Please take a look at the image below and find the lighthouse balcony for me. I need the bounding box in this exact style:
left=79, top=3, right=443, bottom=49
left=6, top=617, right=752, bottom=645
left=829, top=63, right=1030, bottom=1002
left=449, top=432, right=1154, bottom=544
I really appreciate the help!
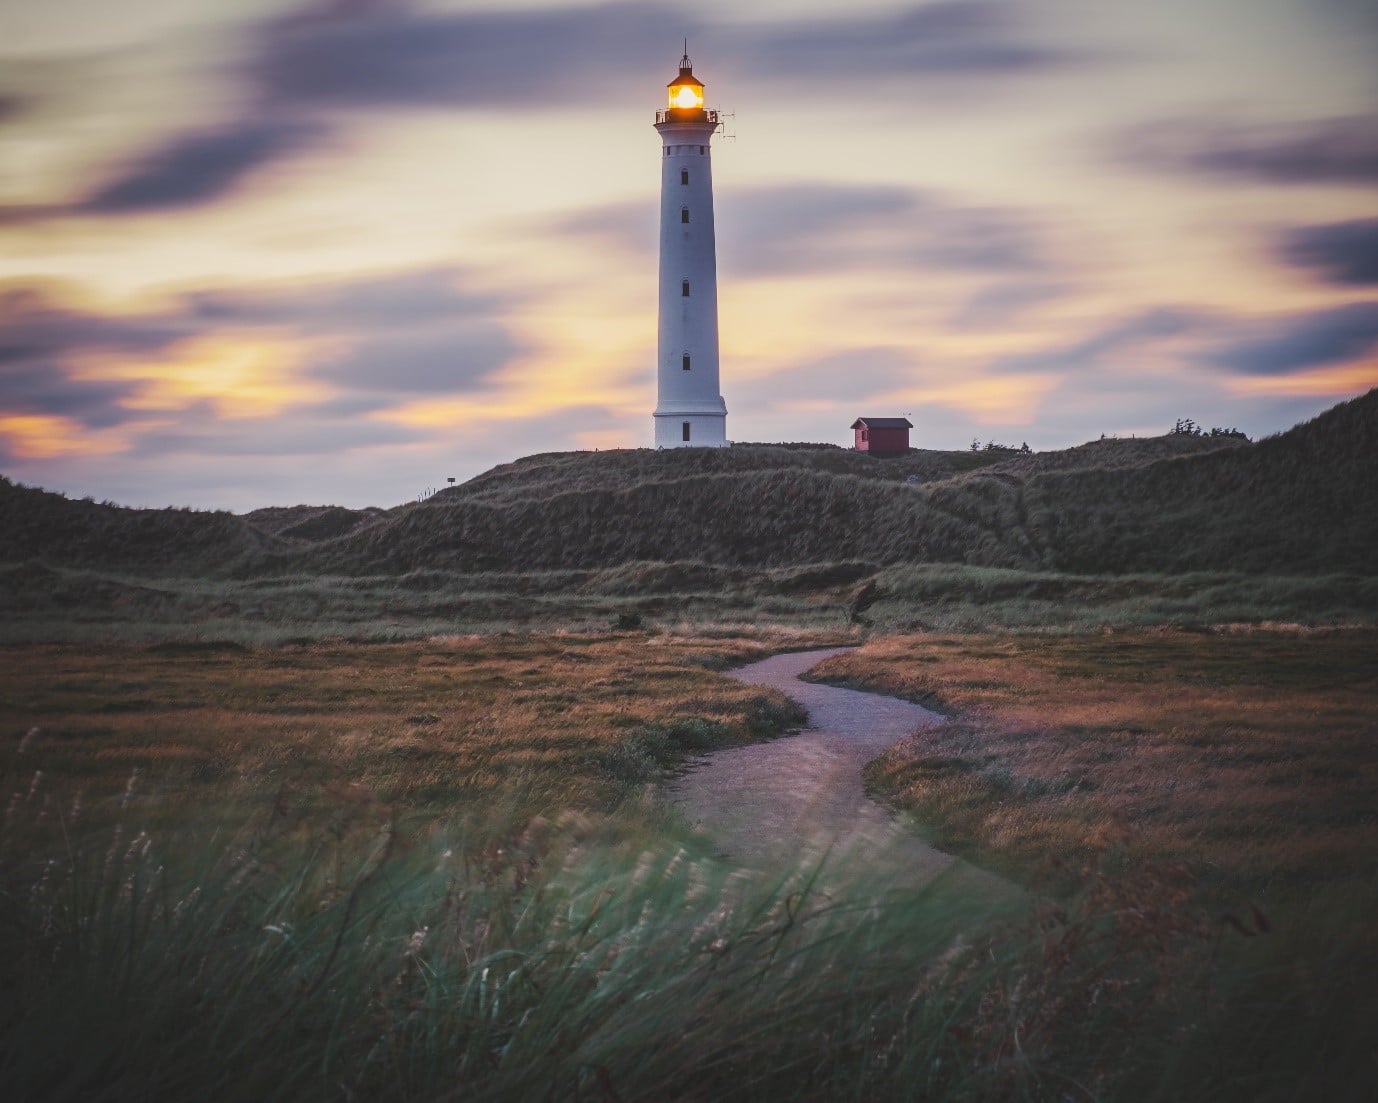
left=656, top=108, right=719, bottom=126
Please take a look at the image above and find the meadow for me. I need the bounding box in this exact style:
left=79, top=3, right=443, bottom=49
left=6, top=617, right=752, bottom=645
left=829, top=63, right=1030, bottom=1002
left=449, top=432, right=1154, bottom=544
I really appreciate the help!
left=2, top=627, right=1374, bottom=1100
left=2, top=395, right=1374, bottom=1098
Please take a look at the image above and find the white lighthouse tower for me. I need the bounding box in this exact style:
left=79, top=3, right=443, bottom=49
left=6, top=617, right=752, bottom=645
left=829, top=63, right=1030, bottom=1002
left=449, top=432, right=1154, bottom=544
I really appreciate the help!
left=653, top=51, right=728, bottom=448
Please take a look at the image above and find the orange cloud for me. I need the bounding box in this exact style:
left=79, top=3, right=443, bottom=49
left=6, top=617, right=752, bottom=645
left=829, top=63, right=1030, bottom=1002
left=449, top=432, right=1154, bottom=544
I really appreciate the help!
left=888, top=372, right=1061, bottom=424
left=377, top=343, right=646, bottom=431
left=0, top=414, right=131, bottom=460
left=70, top=336, right=330, bottom=418
left=1226, top=361, right=1378, bottom=398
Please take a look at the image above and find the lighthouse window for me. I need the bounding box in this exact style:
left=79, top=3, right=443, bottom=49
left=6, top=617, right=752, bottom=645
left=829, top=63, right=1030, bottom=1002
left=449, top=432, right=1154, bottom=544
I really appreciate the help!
left=682, top=422, right=691, bottom=442
left=681, top=280, right=690, bottom=297
left=681, top=208, right=690, bottom=223
left=682, top=353, right=691, bottom=371
left=699, top=146, right=705, bottom=154
left=680, top=169, right=689, bottom=185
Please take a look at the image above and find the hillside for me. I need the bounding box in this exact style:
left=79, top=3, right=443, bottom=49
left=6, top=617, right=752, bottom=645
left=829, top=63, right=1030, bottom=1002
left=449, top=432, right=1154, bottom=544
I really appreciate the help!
left=0, top=478, right=281, bottom=576
left=1025, top=389, right=1378, bottom=573
left=2, top=392, right=1374, bottom=582
left=242, top=504, right=389, bottom=542
left=273, top=424, right=1322, bottom=577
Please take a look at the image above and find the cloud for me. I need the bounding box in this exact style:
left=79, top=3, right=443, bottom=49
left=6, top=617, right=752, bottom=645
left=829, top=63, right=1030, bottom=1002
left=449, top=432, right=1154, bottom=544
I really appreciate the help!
left=184, top=266, right=507, bottom=327
left=731, top=347, right=917, bottom=408
left=1, top=2, right=1086, bottom=227
left=0, top=120, right=332, bottom=225
left=251, top=0, right=668, bottom=112
left=721, top=184, right=1051, bottom=278
left=1319, top=0, right=1378, bottom=41
left=307, top=323, right=521, bottom=395
left=993, top=307, right=1214, bottom=375
left=0, top=94, right=28, bottom=125
left=0, top=268, right=524, bottom=444
left=124, top=409, right=418, bottom=459
left=75, top=120, right=330, bottom=214
left=1206, top=301, right=1378, bottom=375
left=720, top=184, right=916, bottom=276
left=551, top=200, right=655, bottom=259
left=0, top=284, right=188, bottom=426
left=1277, top=219, right=1378, bottom=286
left=948, top=279, right=1073, bottom=328
left=249, top=1, right=1081, bottom=115
left=731, top=0, right=1078, bottom=84
left=1120, top=115, right=1378, bottom=186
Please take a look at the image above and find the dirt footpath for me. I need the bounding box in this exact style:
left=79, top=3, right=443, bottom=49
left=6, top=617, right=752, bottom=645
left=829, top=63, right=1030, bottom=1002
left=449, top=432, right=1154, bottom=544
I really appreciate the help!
left=668, top=648, right=1003, bottom=893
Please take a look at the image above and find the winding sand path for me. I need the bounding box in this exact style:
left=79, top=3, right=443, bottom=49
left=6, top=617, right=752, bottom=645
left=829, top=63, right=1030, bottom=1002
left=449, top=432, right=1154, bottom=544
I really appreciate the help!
left=669, top=648, right=1000, bottom=892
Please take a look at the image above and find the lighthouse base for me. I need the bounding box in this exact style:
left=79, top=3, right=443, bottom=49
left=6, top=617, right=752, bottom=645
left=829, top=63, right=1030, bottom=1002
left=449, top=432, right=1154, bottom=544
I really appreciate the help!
left=654, top=413, right=728, bottom=449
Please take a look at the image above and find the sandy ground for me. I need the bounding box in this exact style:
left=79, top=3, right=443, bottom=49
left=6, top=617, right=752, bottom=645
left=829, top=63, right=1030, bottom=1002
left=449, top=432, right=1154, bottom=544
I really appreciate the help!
left=668, top=648, right=1006, bottom=895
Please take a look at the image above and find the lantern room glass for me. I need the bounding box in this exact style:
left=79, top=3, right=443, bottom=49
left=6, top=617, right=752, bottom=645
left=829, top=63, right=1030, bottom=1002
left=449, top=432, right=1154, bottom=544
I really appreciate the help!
left=668, top=82, right=703, bottom=110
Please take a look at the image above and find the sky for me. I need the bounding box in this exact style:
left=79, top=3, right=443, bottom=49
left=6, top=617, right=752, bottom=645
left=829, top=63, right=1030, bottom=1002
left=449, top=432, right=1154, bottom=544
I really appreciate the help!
left=1, top=0, right=1376, bottom=510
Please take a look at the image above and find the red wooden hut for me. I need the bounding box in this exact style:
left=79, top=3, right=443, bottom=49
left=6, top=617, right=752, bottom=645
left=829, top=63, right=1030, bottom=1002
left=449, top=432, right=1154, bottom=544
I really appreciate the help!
left=851, top=417, right=912, bottom=456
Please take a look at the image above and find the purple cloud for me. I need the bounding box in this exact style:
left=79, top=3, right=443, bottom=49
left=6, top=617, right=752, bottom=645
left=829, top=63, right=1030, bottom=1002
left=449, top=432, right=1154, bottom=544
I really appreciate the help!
left=184, top=267, right=507, bottom=327
left=0, top=94, right=28, bottom=124
left=250, top=1, right=1081, bottom=114
left=948, top=280, right=1073, bottom=328
left=1121, top=115, right=1378, bottom=186
left=75, top=120, right=330, bottom=214
left=1278, top=219, right=1378, bottom=286
left=993, top=307, right=1215, bottom=375
left=1206, top=301, right=1378, bottom=375
left=306, top=324, right=520, bottom=395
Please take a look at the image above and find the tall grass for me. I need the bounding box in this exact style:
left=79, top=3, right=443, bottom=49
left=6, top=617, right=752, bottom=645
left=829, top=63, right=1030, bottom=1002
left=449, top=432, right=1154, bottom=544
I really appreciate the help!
left=10, top=767, right=1359, bottom=1103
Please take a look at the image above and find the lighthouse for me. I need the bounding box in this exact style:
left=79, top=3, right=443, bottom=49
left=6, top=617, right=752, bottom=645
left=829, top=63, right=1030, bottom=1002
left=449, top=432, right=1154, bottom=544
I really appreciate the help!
left=653, top=52, right=728, bottom=448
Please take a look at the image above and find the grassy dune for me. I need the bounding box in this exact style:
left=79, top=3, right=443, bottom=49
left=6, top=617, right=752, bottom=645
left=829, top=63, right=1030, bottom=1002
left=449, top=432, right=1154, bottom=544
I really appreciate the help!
left=4, top=392, right=1374, bottom=587
left=3, top=393, right=1374, bottom=644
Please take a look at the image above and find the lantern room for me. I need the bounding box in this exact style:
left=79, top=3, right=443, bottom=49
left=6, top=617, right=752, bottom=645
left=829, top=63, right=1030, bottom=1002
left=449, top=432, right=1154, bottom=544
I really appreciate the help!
left=666, top=54, right=706, bottom=115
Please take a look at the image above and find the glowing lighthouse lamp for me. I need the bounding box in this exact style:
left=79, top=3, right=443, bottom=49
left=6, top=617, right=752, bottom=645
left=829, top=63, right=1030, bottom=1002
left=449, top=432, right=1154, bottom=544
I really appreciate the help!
left=652, top=51, right=727, bottom=448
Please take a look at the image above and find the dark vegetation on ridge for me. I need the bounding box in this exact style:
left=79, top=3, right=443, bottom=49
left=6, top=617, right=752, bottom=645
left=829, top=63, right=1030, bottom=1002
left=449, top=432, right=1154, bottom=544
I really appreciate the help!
left=4, top=390, right=1375, bottom=578
left=1, top=391, right=1375, bottom=639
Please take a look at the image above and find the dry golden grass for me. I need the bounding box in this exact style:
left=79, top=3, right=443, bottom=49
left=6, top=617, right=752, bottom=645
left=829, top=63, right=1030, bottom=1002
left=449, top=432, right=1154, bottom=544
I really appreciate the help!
left=0, top=630, right=838, bottom=827
left=811, top=628, right=1378, bottom=894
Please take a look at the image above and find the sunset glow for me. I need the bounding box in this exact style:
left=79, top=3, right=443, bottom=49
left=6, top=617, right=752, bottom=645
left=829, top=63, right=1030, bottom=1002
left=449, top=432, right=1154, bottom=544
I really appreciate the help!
left=0, top=0, right=1374, bottom=508
left=72, top=337, right=329, bottom=420
left=0, top=414, right=130, bottom=461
